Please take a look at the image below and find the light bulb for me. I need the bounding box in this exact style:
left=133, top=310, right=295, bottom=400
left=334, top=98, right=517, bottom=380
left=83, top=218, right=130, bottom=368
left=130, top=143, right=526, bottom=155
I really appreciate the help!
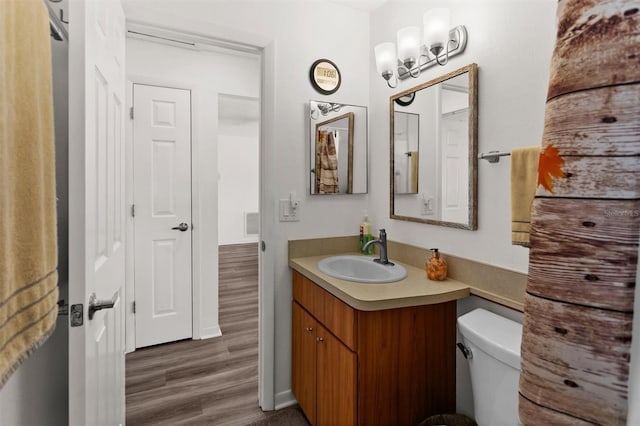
left=374, top=42, right=397, bottom=78
left=424, top=8, right=451, bottom=55
left=397, top=26, right=421, bottom=69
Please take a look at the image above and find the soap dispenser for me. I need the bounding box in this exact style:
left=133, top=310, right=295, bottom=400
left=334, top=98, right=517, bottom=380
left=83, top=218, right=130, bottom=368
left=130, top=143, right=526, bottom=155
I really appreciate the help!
left=359, top=216, right=374, bottom=254
left=426, top=248, right=447, bottom=281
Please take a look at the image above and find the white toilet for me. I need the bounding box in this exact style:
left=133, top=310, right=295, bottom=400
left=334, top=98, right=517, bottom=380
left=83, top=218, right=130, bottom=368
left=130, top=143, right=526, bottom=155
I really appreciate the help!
left=457, top=308, right=523, bottom=426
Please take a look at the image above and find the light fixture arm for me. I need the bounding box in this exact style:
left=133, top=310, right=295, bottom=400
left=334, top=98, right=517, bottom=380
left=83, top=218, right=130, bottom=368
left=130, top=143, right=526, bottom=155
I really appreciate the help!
left=398, top=25, right=467, bottom=80
left=382, top=70, right=398, bottom=88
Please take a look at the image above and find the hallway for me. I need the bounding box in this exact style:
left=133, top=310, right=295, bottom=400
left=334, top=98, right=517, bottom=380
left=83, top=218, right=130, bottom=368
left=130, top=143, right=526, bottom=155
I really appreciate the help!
left=125, top=243, right=269, bottom=425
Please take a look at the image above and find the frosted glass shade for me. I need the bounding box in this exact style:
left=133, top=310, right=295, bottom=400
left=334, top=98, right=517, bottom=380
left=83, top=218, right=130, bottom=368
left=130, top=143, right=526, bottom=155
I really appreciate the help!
left=396, top=26, right=421, bottom=64
left=423, top=8, right=451, bottom=48
left=374, top=42, right=396, bottom=74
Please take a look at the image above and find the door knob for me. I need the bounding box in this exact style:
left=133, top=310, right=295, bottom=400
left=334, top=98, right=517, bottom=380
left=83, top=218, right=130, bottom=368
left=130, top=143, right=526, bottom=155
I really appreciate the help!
left=88, top=293, right=118, bottom=320
left=171, top=222, right=189, bottom=232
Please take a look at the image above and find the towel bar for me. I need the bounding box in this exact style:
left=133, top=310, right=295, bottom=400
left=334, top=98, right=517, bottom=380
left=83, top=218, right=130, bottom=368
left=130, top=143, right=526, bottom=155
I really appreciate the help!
left=478, top=151, right=510, bottom=163
left=57, top=299, right=68, bottom=316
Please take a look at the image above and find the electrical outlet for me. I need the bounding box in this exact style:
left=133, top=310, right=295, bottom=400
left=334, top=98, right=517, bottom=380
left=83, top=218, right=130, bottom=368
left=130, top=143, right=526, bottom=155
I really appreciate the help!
left=420, top=196, right=434, bottom=216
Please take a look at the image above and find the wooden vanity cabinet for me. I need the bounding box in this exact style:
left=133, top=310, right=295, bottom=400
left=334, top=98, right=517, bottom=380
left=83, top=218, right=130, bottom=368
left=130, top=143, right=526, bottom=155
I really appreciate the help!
left=292, top=278, right=357, bottom=425
left=292, top=271, right=456, bottom=426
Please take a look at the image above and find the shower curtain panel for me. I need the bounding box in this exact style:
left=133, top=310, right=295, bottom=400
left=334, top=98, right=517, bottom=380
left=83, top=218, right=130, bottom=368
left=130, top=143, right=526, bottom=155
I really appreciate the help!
left=518, top=0, right=639, bottom=424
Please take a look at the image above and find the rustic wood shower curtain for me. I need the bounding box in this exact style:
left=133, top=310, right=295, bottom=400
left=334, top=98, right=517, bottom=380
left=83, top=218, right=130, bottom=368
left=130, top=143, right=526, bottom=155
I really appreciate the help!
left=519, top=0, right=639, bottom=424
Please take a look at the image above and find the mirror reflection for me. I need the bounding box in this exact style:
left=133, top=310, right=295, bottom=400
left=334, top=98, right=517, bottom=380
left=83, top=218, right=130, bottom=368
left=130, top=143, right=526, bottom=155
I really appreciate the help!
left=393, top=112, right=420, bottom=194
left=390, top=63, right=477, bottom=229
left=310, top=101, right=368, bottom=194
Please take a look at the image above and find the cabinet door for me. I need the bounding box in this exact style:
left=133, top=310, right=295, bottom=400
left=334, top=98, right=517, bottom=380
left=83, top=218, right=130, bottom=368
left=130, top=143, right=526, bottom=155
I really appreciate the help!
left=316, top=323, right=357, bottom=426
left=292, top=302, right=317, bottom=424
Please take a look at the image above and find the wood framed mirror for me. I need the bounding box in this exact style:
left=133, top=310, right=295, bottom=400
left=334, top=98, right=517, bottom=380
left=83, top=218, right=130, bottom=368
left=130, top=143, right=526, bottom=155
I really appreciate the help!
left=390, top=63, right=478, bottom=229
left=309, top=101, right=368, bottom=195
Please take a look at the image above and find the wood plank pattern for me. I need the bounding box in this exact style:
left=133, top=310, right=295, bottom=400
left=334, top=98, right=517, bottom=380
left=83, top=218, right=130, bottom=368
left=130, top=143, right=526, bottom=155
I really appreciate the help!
left=541, top=85, right=640, bottom=156
left=125, top=243, right=306, bottom=425
left=528, top=198, right=639, bottom=311
left=548, top=0, right=640, bottom=99
left=519, top=394, right=596, bottom=426
left=535, top=156, right=640, bottom=198
left=520, top=1, right=639, bottom=423
left=520, top=294, right=632, bottom=425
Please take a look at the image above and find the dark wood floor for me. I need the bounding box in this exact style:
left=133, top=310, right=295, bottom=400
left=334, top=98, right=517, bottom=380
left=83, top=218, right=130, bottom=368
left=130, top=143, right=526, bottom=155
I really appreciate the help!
left=125, top=243, right=281, bottom=425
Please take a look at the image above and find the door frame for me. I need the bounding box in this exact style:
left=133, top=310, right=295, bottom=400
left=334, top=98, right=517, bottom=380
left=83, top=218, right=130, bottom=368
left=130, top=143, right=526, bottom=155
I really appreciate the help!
left=123, top=21, right=275, bottom=411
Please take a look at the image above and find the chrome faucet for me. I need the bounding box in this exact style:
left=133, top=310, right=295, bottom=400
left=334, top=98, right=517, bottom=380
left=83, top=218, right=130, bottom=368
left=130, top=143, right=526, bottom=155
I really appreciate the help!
left=363, top=229, right=394, bottom=265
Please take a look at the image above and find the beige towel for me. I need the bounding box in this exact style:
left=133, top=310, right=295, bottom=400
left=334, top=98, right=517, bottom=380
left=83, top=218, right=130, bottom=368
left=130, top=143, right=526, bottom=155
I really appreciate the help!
left=410, top=151, right=419, bottom=193
left=318, top=131, right=339, bottom=194
left=0, top=0, right=59, bottom=388
left=511, top=146, right=541, bottom=247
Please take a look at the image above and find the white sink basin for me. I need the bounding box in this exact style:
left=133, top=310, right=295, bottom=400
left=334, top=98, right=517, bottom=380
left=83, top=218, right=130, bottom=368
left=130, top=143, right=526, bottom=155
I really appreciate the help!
left=317, top=255, right=407, bottom=283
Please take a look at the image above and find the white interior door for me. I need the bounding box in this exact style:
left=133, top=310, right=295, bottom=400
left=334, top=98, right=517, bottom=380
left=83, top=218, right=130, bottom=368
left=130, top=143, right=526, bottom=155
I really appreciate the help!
left=68, top=0, right=126, bottom=425
left=133, top=84, right=192, bottom=348
left=440, top=113, right=469, bottom=223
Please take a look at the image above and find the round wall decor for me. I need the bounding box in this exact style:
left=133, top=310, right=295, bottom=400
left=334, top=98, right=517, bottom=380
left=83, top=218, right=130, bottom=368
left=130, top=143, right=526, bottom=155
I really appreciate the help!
left=394, top=92, right=416, bottom=107
left=309, top=59, right=341, bottom=95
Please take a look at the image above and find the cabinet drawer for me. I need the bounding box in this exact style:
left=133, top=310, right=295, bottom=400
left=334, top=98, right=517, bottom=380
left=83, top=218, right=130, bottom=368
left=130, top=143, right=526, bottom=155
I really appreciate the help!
left=292, top=271, right=357, bottom=351
left=293, top=270, right=316, bottom=315
left=315, top=284, right=357, bottom=351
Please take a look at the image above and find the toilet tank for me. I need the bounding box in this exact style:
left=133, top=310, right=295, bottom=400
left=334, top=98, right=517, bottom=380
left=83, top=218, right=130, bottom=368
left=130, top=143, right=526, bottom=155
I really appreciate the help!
left=458, top=308, right=523, bottom=426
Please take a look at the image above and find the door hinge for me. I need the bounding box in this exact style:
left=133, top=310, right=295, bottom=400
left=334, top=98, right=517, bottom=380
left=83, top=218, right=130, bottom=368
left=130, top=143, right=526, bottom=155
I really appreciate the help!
left=132, top=301, right=136, bottom=314
left=131, top=204, right=135, bottom=217
left=129, top=106, right=134, bottom=119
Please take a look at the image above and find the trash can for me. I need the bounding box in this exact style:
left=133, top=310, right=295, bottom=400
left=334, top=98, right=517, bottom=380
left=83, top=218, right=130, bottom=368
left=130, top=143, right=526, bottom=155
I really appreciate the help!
left=418, top=413, right=477, bottom=426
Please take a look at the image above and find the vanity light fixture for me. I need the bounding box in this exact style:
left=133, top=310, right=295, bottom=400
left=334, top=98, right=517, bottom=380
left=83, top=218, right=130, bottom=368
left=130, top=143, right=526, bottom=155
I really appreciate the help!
left=374, top=8, right=468, bottom=88
left=310, top=102, right=343, bottom=119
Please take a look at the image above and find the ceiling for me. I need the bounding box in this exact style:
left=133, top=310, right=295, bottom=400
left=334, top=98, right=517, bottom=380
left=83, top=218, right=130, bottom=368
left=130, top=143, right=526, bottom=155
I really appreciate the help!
left=329, top=0, right=388, bottom=12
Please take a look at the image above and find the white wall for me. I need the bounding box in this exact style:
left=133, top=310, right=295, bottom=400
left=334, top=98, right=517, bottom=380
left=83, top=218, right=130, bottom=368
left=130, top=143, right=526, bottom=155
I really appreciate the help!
left=218, top=101, right=260, bottom=245
left=370, top=0, right=556, bottom=273
left=126, top=38, right=261, bottom=343
left=0, top=21, right=69, bottom=426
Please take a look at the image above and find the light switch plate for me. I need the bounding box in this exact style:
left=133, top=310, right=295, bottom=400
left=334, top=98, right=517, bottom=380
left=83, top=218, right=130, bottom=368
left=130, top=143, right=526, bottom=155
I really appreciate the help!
left=279, top=199, right=300, bottom=222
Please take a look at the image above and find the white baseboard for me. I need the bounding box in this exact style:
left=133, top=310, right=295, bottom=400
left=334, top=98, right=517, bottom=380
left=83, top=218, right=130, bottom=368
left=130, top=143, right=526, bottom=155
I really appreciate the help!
left=199, top=325, right=222, bottom=340
left=274, top=389, right=297, bottom=410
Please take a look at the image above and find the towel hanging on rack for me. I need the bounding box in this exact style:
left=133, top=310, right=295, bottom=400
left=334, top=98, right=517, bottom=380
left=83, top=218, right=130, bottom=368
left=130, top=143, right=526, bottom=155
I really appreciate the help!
left=1, top=0, right=59, bottom=389
left=510, top=146, right=541, bottom=247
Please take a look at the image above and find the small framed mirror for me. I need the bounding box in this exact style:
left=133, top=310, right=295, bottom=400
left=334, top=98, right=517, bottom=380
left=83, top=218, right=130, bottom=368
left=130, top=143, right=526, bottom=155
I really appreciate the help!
left=309, top=101, right=368, bottom=194
left=390, top=63, right=478, bottom=229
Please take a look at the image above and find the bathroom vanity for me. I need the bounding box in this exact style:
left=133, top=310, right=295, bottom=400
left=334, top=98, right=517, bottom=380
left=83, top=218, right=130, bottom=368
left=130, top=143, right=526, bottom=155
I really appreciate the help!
left=289, top=255, right=470, bottom=425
